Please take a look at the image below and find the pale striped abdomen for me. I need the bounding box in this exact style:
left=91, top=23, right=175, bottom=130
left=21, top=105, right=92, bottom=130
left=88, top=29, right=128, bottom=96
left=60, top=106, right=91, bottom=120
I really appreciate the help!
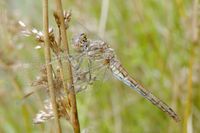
left=109, top=59, right=180, bottom=122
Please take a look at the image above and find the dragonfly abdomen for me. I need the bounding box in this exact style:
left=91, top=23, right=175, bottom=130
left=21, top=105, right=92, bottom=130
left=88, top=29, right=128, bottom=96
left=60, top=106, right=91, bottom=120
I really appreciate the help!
left=109, top=59, right=180, bottom=122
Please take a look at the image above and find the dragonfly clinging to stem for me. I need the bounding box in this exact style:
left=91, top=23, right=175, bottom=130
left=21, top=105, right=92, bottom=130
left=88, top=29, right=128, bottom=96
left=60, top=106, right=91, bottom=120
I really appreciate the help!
left=19, top=16, right=180, bottom=123
left=72, top=33, right=180, bottom=122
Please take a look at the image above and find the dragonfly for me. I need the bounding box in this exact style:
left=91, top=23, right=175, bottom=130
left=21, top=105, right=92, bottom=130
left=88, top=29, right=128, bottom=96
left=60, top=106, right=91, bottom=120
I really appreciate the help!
left=19, top=16, right=180, bottom=123
left=33, top=32, right=180, bottom=123
left=71, top=33, right=180, bottom=122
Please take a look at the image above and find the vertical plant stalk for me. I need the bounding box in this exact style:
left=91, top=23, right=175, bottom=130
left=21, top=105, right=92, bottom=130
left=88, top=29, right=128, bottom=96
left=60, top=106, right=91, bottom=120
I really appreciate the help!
left=175, top=0, right=185, bottom=16
left=191, top=0, right=199, bottom=43
left=42, top=0, right=62, bottom=132
left=183, top=47, right=194, bottom=133
left=57, top=28, right=68, bottom=95
left=183, top=0, right=198, bottom=132
left=98, top=0, right=109, bottom=38
left=54, top=0, right=80, bottom=132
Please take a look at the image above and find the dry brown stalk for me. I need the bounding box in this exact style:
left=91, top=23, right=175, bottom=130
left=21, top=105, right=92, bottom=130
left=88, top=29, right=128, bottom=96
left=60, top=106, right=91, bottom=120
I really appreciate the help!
left=53, top=17, right=69, bottom=95
left=42, top=0, right=62, bottom=132
left=54, top=0, right=80, bottom=132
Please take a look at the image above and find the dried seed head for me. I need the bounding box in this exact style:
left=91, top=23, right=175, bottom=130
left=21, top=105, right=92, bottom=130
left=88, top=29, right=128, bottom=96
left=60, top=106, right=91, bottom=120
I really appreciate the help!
left=54, top=10, right=72, bottom=29
left=33, top=96, right=70, bottom=124
left=18, top=20, right=26, bottom=27
left=64, top=10, right=72, bottom=29
left=34, top=45, right=42, bottom=49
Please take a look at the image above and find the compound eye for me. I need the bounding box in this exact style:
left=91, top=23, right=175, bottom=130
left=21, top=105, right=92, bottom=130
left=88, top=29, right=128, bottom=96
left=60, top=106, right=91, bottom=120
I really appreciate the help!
left=79, top=33, right=88, bottom=47
left=80, top=33, right=87, bottom=43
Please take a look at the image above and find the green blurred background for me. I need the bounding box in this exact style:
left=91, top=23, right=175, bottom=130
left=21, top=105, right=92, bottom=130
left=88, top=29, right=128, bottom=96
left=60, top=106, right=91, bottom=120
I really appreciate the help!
left=0, top=0, right=200, bottom=133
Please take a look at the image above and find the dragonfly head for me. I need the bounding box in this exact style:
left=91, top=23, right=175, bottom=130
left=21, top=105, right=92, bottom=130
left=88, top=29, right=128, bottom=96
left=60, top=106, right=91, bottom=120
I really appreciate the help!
left=72, top=33, right=89, bottom=52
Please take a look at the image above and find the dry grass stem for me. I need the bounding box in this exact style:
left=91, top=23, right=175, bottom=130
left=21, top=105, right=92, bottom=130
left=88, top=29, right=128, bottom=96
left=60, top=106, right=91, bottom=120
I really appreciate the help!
left=54, top=0, right=80, bottom=132
left=42, top=0, right=62, bottom=132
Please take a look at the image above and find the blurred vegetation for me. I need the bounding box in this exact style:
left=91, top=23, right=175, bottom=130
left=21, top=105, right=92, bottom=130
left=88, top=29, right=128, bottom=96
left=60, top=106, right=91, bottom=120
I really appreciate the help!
left=0, top=0, right=200, bottom=133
